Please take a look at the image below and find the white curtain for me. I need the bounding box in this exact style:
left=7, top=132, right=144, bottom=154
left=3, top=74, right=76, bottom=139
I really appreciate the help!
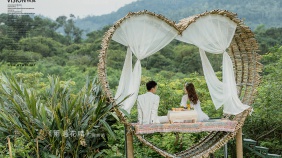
left=114, top=48, right=133, bottom=104
left=113, top=14, right=178, bottom=113
left=176, top=15, right=249, bottom=115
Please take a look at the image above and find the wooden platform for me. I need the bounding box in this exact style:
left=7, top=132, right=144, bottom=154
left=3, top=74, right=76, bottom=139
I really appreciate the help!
left=132, top=119, right=238, bottom=134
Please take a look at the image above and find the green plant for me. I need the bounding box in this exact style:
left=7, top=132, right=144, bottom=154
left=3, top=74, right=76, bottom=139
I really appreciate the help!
left=0, top=136, right=34, bottom=158
left=0, top=74, right=117, bottom=157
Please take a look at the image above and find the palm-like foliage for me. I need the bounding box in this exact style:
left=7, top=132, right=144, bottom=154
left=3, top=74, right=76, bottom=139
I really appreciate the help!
left=0, top=74, right=117, bottom=157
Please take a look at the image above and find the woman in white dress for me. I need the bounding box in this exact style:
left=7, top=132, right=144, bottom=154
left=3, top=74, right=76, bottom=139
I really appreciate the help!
left=180, top=83, right=209, bottom=122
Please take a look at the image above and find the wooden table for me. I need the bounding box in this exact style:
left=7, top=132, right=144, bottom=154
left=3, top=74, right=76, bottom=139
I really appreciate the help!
left=167, top=110, right=198, bottom=123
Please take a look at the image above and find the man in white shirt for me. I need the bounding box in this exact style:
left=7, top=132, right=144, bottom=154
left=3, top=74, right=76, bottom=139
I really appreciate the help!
left=137, top=81, right=160, bottom=124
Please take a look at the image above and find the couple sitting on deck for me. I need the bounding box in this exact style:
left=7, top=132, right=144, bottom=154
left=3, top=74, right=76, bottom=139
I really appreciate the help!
left=137, top=81, right=209, bottom=125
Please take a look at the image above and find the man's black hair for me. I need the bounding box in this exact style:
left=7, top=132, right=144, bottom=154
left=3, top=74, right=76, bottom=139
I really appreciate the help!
left=146, top=81, right=157, bottom=91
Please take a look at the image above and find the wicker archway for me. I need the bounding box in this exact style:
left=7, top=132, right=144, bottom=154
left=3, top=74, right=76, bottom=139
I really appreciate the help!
left=98, top=10, right=262, bottom=158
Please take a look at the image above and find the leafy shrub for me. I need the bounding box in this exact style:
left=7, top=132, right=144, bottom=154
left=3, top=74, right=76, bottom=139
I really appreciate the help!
left=0, top=74, right=117, bottom=157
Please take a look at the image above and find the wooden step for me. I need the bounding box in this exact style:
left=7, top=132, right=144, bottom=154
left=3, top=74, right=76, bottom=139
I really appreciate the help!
left=254, top=146, right=269, bottom=155
left=243, top=138, right=257, bottom=149
left=266, top=153, right=281, bottom=158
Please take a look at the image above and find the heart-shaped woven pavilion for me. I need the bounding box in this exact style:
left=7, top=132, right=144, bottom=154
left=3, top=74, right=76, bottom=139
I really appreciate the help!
left=98, top=10, right=262, bottom=158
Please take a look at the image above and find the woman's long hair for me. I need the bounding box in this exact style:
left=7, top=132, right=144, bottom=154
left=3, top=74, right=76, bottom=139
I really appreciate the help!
left=185, top=83, right=198, bottom=104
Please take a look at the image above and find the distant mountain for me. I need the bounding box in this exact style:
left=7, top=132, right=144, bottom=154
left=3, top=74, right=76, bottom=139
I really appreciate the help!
left=75, top=0, right=282, bottom=34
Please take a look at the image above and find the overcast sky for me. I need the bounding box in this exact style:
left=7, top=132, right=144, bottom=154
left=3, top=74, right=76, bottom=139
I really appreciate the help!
left=0, top=0, right=138, bottom=19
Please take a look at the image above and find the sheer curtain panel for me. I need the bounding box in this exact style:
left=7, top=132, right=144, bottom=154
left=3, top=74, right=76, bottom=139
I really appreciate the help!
left=177, top=15, right=249, bottom=115
left=112, top=14, right=178, bottom=113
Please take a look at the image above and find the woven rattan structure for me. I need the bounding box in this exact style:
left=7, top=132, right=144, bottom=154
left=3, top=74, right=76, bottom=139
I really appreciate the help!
left=98, top=10, right=262, bottom=158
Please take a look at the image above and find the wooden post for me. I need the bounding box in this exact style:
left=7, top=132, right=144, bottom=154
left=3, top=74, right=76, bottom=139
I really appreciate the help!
left=125, top=124, right=134, bottom=158
left=236, top=128, right=243, bottom=158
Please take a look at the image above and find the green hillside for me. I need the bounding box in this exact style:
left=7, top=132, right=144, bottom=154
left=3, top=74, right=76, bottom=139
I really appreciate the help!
left=75, top=0, right=282, bottom=33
